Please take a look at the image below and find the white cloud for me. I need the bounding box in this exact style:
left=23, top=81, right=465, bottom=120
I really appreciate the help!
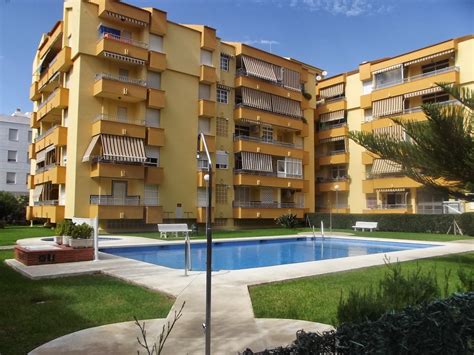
left=278, top=0, right=393, bottom=16
left=244, top=39, right=280, bottom=45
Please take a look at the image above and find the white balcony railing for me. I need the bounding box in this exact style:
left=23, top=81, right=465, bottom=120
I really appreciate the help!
left=37, top=88, right=59, bottom=109
left=89, top=195, right=141, bottom=206
left=93, top=113, right=145, bottom=126
left=234, top=134, right=303, bottom=149
left=100, top=32, right=148, bottom=49
left=374, top=66, right=459, bottom=90
left=233, top=201, right=304, bottom=208
left=95, top=72, right=147, bottom=87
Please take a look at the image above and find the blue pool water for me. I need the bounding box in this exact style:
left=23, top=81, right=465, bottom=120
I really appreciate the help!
left=101, top=237, right=437, bottom=271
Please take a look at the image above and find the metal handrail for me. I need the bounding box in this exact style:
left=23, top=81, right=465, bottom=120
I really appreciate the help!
left=35, top=125, right=59, bottom=142
left=34, top=200, right=59, bottom=206
left=368, top=204, right=413, bottom=210
left=93, top=113, right=145, bottom=126
left=95, top=72, right=147, bottom=87
left=235, top=103, right=304, bottom=120
left=234, top=169, right=303, bottom=179
left=316, top=176, right=349, bottom=183
left=233, top=201, right=304, bottom=208
left=90, top=156, right=159, bottom=167
left=233, top=134, right=303, bottom=149
left=318, top=149, right=347, bottom=157
left=374, top=66, right=459, bottom=90
left=89, top=195, right=141, bottom=206
left=100, top=32, right=148, bottom=49
left=37, top=88, right=59, bottom=109
left=402, top=99, right=459, bottom=114
left=319, top=122, right=347, bottom=131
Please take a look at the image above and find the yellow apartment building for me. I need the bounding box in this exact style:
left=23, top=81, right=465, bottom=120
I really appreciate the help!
left=315, top=35, right=474, bottom=215
left=27, top=0, right=320, bottom=230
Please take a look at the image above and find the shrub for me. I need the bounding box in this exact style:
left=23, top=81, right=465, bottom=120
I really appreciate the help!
left=244, top=292, right=474, bottom=354
left=306, top=212, right=474, bottom=236
left=70, top=223, right=93, bottom=239
left=55, top=219, right=74, bottom=236
left=0, top=191, right=28, bottom=225
left=275, top=214, right=298, bottom=229
left=458, top=269, right=474, bottom=292
left=337, top=288, right=385, bottom=324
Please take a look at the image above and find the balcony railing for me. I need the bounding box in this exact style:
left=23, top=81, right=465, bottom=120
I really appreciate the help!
left=35, top=163, right=61, bottom=174
left=34, top=200, right=60, bottom=206
left=91, top=156, right=159, bottom=167
left=95, top=72, right=147, bottom=87
left=233, top=201, right=304, bottom=208
left=35, top=125, right=59, bottom=142
left=319, top=122, right=347, bottom=131
left=367, top=204, right=412, bottom=210
left=100, top=32, right=148, bottom=49
left=317, top=203, right=349, bottom=209
left=89, top=195, right=141, bottom=205
left=37, top=88, right=59, bottom=109
left=317, top=176, right=349, bottom=183
left=234, top=134, right=303, bottom=149
left=235, top=103, right=304, bottom=121
left=402, top=99, right=459, bottom=114
left=374, top=66, right=459, bottom=90
left=318, top=149, right=347, bottom=157
left=94, top=113, right=145, bottom=126
left=234, top=169, right=303, bottom=180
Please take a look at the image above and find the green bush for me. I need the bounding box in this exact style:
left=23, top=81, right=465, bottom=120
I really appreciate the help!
left=275, top=214, right=298, bottom=229
left=337, top=288, right=385, bottom=324
left=243, top=292, right=474, bottom=354
left=54, top=219, right=75, bottom=236
left=306, top=212, right=474, bottom=236
left=458, top=269, right=474, bottom=292
left=70, top=223, right=93, bottom=239
left=0, top=192, right=28, bottom=225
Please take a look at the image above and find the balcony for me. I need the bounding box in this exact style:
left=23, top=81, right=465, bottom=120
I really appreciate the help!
left=318, top=151, right=349, bottom=166
left=96, top=33, right=148, bottom=63
left=149, top=8, right=167, bottom=36
left=37, top=88, right=69, bottom=123
left=89, top=204, right=144, bottom=220
left=198, top=99, right=215, bottom=118
left=29, top=204, right=65, bottom=223
left=317, top=206, right=350, bottom=214
left=234, top=170, right=304, bottom=189
left=35, top=126, right=67, bottom=152
left=34, top=165, right=66, bottom=185
left=90, top=161, right=145, bottom=179
left=28, top=144, right=36, bottom=160
left=92, top=114, right=145, bottom=139
left=362, top=176, right=421, bottom=193
left=235, top=74, right=302, bottom=101
left=362, top=151, right=378, bottom=165
left=27, top=175, right=35, bottom=189
left=200, top=65, right=217, bottom=84
left=364, top=204, right=413, bottom=214
left=233, top=201, right=305, bottom=219
left=233, top=135, right=304, bottom=159
left=93, top=73, right=147, bottom=103
left=146, top=127, right=165, bottom=146
left=38, top=21, right=63, bottom=59
left=317, top=178, right=350, bottom=192
left=30, top=112, right=39, bottom=129
left=317, top=125, right=348, bottom=141
left=201, top=26, right=217, bottom=51
left=317, top=98, right=346, bottom=114
left=149, top=51, right=167, bottom=72
left=38, top=47, right=72, bottom=92
left=145, top=166, right=164, bottom=184
left=97, top=0, right=150, bottom=28
left=147, top=89, right=166, bottom=109
left=197, top=171, right=215, bottom=187
left=234, top=106, right=304, bottom=131
left=371, top=66, right=459, bottom=102
left=30, top=81, right=40, bottom=101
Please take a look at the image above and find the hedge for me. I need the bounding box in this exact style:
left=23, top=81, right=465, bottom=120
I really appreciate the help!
left=306, top=212, right=474, bottom=236
left=243, top=292, right=474, bottom=354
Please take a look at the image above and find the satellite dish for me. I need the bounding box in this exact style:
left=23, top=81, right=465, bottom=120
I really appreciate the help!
left=322, top=70, right=328, bottom=76
left=316, top=75, right=322, bottom=81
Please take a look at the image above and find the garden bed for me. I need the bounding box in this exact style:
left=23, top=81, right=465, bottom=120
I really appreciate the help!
left=15, top=245, right=93, bottom=266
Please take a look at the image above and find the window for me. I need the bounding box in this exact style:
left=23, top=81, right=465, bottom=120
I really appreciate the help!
left=220, top=54, right=229, bottom=71
left=149, top=34, right=163, bottom=52
left=145, top=109, right=160, bottom=128
left=198, top=118, right=210, bottom=134
left=333, top=140, right=346, bottom=152
left=216, top=88, right=228, bottom=104
left=8, top=129, right=18, bottom=141
left=200, top=49, right=213, bottom=66
left=117, top=107, right=128, bottom=122
left=6, top=172, right=16, bottom=184
left=7, top=150, right=17, bottom=162
left=147, top=72, right=161, bottom=90
left=374, top=67, right=403, bottom=89
left=216, top=150, right=228, bottom=169
left=331, top=165, right=347, bottom=180
left=144, top=184, right=159, bottom=206
left=261, top=126, right=273, bottom=142
left=216, top=118, right=228, bottom=137
left=199, top=84, right=211, bottom=100
left=216, top=184, right=228, bottom=204
left=145, top=146, right=160, bottom=166
left=235, top=125, right=250, bottom=137
left=364, top=109, right=373, bottom=122
left=422, top=92, right=450, bottom=104
left=28, top=131, right=32, bottom=143
left=422, top=59, right=449, bottom=74
left=362, top=80, right=373, bottom=95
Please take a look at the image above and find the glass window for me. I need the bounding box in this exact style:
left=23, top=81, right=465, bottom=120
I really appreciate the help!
left=149, top=34, right=163, bottom=52
left=147, top=72, right=161, bottom=90
left=216, top=184, right=228, bottom=204
left=216, top=150, right=228, bottom=169
left=422, top=92, right=449, bottom=104
left=334, top=140, right=346, bottom=152
left=8, top=150, right=17, bottom=162
left=261, top=126, right=273, bottom=142
left=198, top=118, right=210, bottom=134
left=422, top=59, right=449, bottom=74
left=216, top=118, right=228, bottom=137
left=220, top=54, right=229, bottom=71
left=235, top=125, right=250, bottom=137
left=98, top=25, right=120, bottom=38
left=145, top=109, right=160, bottom=128
left=6, top=172, right=16, bottom=184
left=8, top=129, right=18, bottom=141
left=199, top=84, right=211, bottom=100
left=28, top=131, right=32, bottom=143
left=117, top=107, right=128, bottom=122
left=374, top=67, right=403, bottom=89
left=200, top=49, right=213, bottom=66
left=331, top=165, right=347, bottom=179
left=217, top=88, right=228, bottom=104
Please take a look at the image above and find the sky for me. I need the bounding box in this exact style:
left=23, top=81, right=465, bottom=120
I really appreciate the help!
left=0, top=0, right=472, bottom=114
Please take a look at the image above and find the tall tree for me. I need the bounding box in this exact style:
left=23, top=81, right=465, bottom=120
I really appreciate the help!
left=349, top=83, right=474, bottom=201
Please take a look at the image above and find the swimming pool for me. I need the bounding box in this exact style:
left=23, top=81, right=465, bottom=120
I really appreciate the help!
left=101, top=237, right=438, bottom=271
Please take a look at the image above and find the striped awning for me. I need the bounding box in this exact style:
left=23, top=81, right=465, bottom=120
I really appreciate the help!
left=271, top=95, right=303, bottom=118
left=241, top=152, right=273, bottom=172
left=373, top=96, right=403, bottom=118
left=103, top=51, right=146, bottom=66
left=282, top=68, right=301, bottom=91
left=404, top=86, right=443, bottom=98
left=403, top=49, right=454, bottom=67
left=33, top=185, right=44, bottom=202
left=372, top=63, right=402, bottom=75
left=319, top=83, right=344, bottom=99
left=217, top=83, right=232, bottom=91
left=320, top=110, right=345, bottom=123
left=242, top=55, right=277, bottom=82
left=242, top=87, right=272, bottom=111
left=373, top=125, right=404, bottom=140
left=82, top=135, right=100, bottom=162
left=102, top=135, right=146, bottom=162
left=220, top=51, right=235, bottom=59
left=371, top=159, right=402, bottom=175
left=376, top=188, right=407, bottom=192
left=319, top=136, right=346, bottom=144
left=36, top=149, right=46, bottom=163
left=273, top=65, right=283, bottom=82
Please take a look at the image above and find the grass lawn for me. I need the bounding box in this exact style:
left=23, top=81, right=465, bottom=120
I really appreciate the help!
left=250, top=252, right=474, bottom=326
left=0, top=226, right=55, bottom=246
left=339, top=229, right=471, bottom=242
left=0, top=250, right=174, bottom=355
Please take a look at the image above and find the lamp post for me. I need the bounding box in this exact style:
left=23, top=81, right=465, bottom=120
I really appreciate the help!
left=334, top=184, right=340, bottom=213
left=330, top=184, right=339, bottom=234
left=197, top=133, right=213, bottom=355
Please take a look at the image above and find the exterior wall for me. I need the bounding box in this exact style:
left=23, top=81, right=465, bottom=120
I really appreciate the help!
left=0, top=112, right=31, bottom=196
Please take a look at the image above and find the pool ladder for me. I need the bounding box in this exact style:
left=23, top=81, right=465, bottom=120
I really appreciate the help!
left=184, top=233, right=192, bottom=276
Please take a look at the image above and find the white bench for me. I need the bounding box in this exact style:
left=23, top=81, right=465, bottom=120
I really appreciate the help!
left=352, top=221, right=378, bottom=232
left=157, top=223, right=192, bottom=239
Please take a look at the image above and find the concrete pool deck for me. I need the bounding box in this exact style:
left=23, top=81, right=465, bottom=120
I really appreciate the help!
left=5, top=234, right=474, bottom=354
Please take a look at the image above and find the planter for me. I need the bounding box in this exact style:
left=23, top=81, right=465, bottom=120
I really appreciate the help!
left=54, top=236, right=63, bottom=245
left=69, top=238, right=93, bottom=249
left=63, top=235, right=71, bottom=246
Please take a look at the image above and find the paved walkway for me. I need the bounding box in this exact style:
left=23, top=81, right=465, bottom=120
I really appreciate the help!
left=5, top=235, right=473, bottom=354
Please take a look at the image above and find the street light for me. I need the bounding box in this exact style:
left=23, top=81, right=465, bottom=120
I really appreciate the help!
left=329, top=184, right=340, bottom=234
left=197, top=133, right=213, bottom=355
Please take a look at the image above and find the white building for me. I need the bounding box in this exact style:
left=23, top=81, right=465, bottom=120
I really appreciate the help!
left=0, top=109, right=32, bottom=196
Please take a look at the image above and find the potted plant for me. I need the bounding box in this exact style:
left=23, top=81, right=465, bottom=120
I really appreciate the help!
left=68, top=223, right=94, bottom=248
left=54, top=220, right=74, bottom=245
